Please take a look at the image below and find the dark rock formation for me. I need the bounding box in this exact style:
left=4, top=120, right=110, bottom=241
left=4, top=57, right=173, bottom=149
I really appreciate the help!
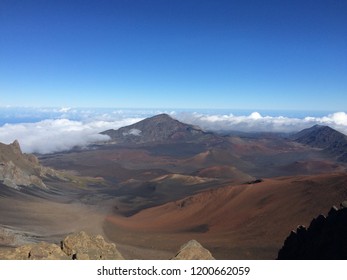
left=171, top=240, right=215, bottom=260
left=278, top=203, right=347, bottom=259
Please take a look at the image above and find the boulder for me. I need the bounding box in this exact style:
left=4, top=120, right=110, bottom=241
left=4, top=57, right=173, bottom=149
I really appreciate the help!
left=171, top=240, right=215, bottom=260
left=61, top=231, right=124, bottom=260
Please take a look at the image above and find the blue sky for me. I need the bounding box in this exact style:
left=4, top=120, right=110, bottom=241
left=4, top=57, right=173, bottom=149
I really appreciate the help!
left=0, top=0, right=346, bottom=110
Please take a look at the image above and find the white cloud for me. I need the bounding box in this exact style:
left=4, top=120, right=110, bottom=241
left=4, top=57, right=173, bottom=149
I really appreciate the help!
left=123, top=128, right=142, bottom=137
left=0, top=108, right=346, bottom=154
left=0, top=117, right=143, bottom=154
left=174, top=111, right=347, bottom=135
left=58, top=107, right=72, bottom=113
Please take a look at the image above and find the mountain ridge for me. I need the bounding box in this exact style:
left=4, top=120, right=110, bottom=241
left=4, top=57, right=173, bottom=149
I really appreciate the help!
left=0, top=140, right=67, bottom=189
left=294, top=125, right=347, bottom=162
left=100, top=113, right=221, bottom=145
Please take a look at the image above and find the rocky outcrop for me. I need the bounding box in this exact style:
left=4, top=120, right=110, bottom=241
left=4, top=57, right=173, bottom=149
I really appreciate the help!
left=0, top=160, right=47, bottom=189
left=61, top=231, right=124, bottom=260
left=0, top=242, right=69, bottom=260
left=171, top=240, right=215, bottom=260
left=0, top=140, right=68, bottom=189
left=0, top=231, right=124, bottom=260
left=278, top=203, right=347, bottom=259
left=0, top=232, right=215, bottom=260
left=0, top=228, right=16, bottom=246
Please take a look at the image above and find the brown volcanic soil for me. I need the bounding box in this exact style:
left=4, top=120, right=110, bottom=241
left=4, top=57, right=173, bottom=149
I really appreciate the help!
left=31, top=130, right=347, bottom=259
left=104, top=172, right=347, bottom=259
left=0, top=181, right=113, bottom=248
left=40, top=135, right=344, bottom=183
left=3, top=120, right=347, bottom=260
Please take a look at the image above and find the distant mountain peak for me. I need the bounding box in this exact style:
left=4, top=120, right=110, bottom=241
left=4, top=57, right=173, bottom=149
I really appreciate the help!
left=294, top=125, right=346, bottom=147
left=310, top=124, right=337, bottom=132
left=100, top=113, right=218, bottom=145
left=134, top=113, right=189, bottom=126
left=149, top=113, right=173, bottom=120
left=294, top=125, right=347, bottom=162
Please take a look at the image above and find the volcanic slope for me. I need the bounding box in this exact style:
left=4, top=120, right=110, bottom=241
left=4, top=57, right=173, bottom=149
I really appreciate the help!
left=294, top=125, right=347, bottom=162
left=104, top=172, right=347, bottom=259
left=0, top=140, right=113, bottom=248
left=41, top=115, right=258, bottom=214
left=37, top=117, right=347, bottom=259
left=0, top=140, right=68, bottom=189
left=40, top=119, right=347, bottom=219
left=101, top=113, right=222, bottom=145
left=42, top=117, right=346, bottom=183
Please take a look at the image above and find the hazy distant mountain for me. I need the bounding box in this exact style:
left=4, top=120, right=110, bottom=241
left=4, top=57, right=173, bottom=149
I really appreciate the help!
left=294, top=125, right=347, bottom=162
left=101, top=113, right=220, bottom=145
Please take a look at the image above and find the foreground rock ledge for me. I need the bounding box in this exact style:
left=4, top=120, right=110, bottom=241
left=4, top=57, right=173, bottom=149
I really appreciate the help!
left=61, top=231, right=124, bottom=260
left=0, top=232, right=215, bottom=260
left=278, top=203, right=347, bottom=260
left=0, top=231, right=124, bottom=260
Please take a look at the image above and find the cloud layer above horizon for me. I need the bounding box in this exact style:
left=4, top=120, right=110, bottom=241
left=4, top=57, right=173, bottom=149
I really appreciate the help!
left=176, top=111, right=347, bottom=135
left=0, top=108, right=346, bottom=154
